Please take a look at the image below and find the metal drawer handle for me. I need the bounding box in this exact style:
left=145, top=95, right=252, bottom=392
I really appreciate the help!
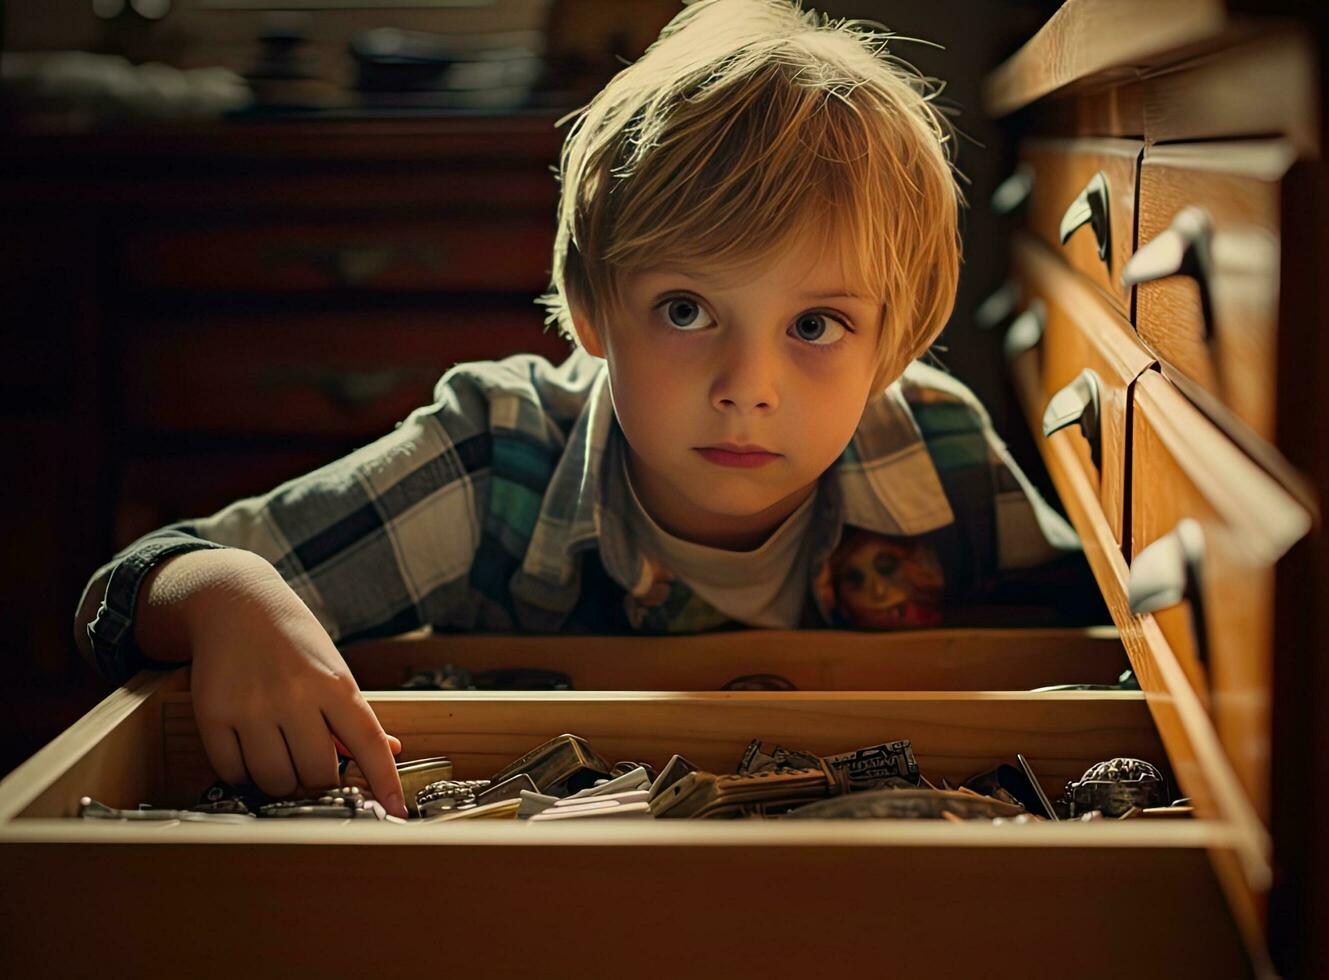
left=1121, top=205, right=1216, bottom=341
left=1058, top=171, right=1111, bottom=263
left=1127, top=518, right=1210, bottom=668
left=975, top=279, right=1019, bottom=331
left=991, top=162, right=1034, bottom=215
left=1003, top=298, right=1046, bottom=363
left=1042, top=367, right=1102, bottom=470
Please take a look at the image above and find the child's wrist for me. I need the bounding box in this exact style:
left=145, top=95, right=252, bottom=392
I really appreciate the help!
left=136, top=549, right=288, bottom=662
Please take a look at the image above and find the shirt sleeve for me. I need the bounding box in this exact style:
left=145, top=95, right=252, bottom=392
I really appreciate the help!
left=901, top=360, right=1081, bottom=571
left=75, top=361, right=503, bottom=687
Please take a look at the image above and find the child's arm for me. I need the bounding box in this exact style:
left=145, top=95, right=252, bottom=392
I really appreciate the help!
left=72, top=353, right=564, bottom=809
left=122, top=548, right=407, bottom=816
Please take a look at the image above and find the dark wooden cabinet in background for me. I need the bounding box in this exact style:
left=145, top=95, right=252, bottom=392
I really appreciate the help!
left=0, top=113, right=574, bottom=770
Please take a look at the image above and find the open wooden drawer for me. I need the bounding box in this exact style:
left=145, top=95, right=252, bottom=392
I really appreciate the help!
left=0, top=631, right=1255, bottom=978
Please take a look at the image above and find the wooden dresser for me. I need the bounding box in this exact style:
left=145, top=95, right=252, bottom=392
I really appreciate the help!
left=0, top=2, right=1324, bottom=978
left=984, top=0, right=1326, bottom=973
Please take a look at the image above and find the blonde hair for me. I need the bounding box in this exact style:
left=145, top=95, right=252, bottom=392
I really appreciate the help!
left=536, top=0, right=966, bottom=392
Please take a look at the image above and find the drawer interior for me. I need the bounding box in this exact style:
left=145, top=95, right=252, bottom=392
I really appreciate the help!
left=157, top=689, right=1167, bottom=811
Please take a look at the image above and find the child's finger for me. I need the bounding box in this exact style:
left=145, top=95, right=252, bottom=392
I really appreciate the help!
left=281, top=716, right=341, bottom=793
left=333, top=733, right=401, bottom=758
left=236, top=723, right=300, bottom=798
left=323, top=697, right=407, bottom=818
left=201, top=724, right=250, bottom=788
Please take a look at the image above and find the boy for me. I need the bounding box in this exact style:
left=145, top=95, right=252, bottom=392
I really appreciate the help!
left=73, top=0, right=1083, bottom=818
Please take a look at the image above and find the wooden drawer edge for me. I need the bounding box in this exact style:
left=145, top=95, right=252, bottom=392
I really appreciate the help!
left=341, top=626, right=1128, bottom=692
left=1018, top=363, right=1269, bottom=864
left=1015, top=360, right=1272, bottom=964
left=1142, top=139, right=1298, bottom=180
left=1024, top=135, right=1146, bottom=159
left=1134, top=373, right=1311, bottom=561
left=0, top=669, right=179, bottom=824
left=983, top=0, right=1231, bottom=117
left=0, top=815, right=1245, bottom=848
left=1014, top=233, right=1153, bottom=383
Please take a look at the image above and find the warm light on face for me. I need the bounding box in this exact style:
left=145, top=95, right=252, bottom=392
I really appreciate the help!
left=594, top=233, right=885, bottom=550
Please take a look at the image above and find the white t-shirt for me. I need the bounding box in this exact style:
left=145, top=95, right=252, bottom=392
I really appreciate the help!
left=620, top=453, right=816, bottom=629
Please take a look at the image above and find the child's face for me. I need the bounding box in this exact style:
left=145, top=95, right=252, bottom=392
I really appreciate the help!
left=575, top=233, right=884, bottom=549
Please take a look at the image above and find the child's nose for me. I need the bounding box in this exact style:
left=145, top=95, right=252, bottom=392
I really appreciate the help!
left=709, top=334, right=780, bottom=413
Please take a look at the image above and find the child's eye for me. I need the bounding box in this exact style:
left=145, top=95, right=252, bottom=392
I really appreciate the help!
left=657, top=297, right=714, bottom=331
left=790, top=313, right=848, bottom=347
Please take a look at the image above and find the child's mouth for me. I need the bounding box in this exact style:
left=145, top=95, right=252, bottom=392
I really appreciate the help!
left=695, top=445, right=781, bottom=468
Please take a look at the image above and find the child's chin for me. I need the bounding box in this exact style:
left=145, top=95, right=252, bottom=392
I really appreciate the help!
left=690, top=487, right=787, bottom=517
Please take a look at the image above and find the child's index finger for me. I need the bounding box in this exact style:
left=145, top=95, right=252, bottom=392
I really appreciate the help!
left=334, top=734, right=402, bottom=758
left=325, top=700, right=408, bottom=818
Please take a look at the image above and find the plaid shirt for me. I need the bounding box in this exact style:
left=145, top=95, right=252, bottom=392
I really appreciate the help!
left=79, top=348, right=1084, bottom=685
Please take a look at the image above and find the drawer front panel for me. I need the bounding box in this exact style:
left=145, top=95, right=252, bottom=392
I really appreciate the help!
left=1021, top=138, right=1142, bottom=316
left=2, top=828, right=1250, bottom=978
left=1013, top=234, right=1154, bottom=548
left=1133, top=141, right=1295, bottom=446
left=121, top=215, right=554, bottom=293
left=1130, top=371, right=1310, bottom=823
left=122, top=310, right=571, bottom=437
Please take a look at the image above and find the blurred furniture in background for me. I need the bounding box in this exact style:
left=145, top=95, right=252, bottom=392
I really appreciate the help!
left=0, top=0, right=683, bottom=779
left=0, top=112, right=573, bottom=770
left=0, top=0, right=681, bottom=115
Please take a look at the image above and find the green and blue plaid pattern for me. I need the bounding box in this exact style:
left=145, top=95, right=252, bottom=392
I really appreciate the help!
left=79, top=349, right=1080, bottom=685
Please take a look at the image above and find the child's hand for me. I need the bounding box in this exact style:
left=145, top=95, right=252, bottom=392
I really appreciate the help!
left=185, top=574, right=409, bottom=818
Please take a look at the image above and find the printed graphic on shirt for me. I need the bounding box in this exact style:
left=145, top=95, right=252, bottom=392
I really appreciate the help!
left=623, top=556, right=735, bottom=633
left=815, top=528, right=944, bottom=629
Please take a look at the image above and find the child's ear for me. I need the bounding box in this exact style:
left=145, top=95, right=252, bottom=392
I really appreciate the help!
left=569, top=303, right=607, bottom=359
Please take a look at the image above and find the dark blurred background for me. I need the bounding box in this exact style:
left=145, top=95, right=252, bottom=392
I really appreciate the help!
left=0, top=0, right=1062, bottom=776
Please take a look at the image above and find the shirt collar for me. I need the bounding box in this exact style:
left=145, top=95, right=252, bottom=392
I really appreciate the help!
left=510, top=354, right=955, bottom=613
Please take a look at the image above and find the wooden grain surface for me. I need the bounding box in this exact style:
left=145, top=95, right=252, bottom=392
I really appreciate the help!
left=1132, top=371, right=1311, bottom=823
left=1021, top=138, right=1143, bottom=315
left=1018, top=80, right=1147, bottom=141
left=1141, top=29, right=1320, bottom=155
left=1136, top=140, right=1296, bottom=447
left=0, top=821, right=1253, bottom=979
left=984, top=0, right=1229, bottom=117
left=341, top=626, right=1128, bottom=692
left=1014, top=233, right=1155, bottom=550
left=1012, top=357, right=1274, bottom=965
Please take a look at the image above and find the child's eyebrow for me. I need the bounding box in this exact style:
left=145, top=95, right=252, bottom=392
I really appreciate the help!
left=802, top=290, right=869, bottom=301
left=644, top=271, right=871, bottom=304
